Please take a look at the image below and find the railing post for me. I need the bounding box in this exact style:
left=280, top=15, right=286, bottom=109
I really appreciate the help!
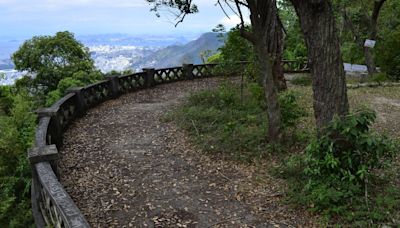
left=105, top=75, right=121, bottom=98
left=28, top=144, right=59, bottom=178
left=37, top=108, right=63, bottom=148
left=143, top=68, right=155, bottom=88
left=183, top=64, right=194, bottom=80
left=28, top=144, right=59, bottom=164
left=30, top=168, right=46, bottom=228
left=66, top=87, right=87, bottom=117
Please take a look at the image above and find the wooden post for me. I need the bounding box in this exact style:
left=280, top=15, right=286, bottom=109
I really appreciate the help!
left=183, top=64, right=194, bottom=80
left=143, top=68, right=155, bottom=88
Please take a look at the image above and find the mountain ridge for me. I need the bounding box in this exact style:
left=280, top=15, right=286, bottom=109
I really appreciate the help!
left=132, top=32, right=224, bottom=69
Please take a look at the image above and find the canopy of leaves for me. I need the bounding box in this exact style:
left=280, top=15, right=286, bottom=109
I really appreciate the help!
left=278, top=0, right=307, bottom=61
left=376, top=25, right=400, bottom=80
left=12, top=31, right=95, bottom=92
left=336, top=0, right=400, bottom=71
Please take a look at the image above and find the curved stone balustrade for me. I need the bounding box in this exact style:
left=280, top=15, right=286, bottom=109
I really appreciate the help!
left=27, top=61, right=307, bottom=227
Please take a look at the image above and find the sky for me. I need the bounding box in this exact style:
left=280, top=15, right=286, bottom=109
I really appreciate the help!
left=0, top=0, right=248, bottom=39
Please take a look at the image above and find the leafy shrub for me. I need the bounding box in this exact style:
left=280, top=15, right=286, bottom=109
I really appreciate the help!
left=45, top=70, right=102, bottom=106
left=172, top=80, right=307, bottom=162
left=279, top=91, right=307, bottom=128
left=368, top=72, right=389, bottom=84
left=247, top=82, right=264, bottom=105
left=0, top=91, right=35, bottom=227
left=305, top=109, right=395, bottom=185
left=206, top=52, right=222, bottom=63
left=376, top=25, right=400, bottom=80
left=0, top=86, right=14, bottom=115
left=282, top=108, right=397, bottom=222
left=172, top=81, right=268, bottom=162
left=209, top=26, right=256, bottom=79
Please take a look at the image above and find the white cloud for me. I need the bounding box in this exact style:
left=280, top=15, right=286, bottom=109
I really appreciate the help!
left=219, top=14, right=250, bottom=28
left=0, top=0, right=149, bottom=11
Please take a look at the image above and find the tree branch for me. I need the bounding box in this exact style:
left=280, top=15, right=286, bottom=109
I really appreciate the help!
left=216, top=0, right=231, bottom=19
left=234, top=0, right=256, bottom=44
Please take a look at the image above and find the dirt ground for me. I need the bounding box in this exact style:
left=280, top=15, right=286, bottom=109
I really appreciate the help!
left=59, top=78, right=316, bottom=228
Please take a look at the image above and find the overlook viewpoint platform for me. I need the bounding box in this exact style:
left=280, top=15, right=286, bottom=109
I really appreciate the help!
left=27, top=62, right=313, bottom=228
left=59, top=78, right=312, bottom=227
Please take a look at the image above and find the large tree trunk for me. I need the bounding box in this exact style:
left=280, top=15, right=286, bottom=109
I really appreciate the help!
left=256, top=41, right=282, bottom=142
left=290, top=0, right=349, bottom=130
left=239, top=0, right=282, bottom=142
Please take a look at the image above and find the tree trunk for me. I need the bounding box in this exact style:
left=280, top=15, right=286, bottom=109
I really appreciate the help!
left=364, top=0, right=386, bottom=75
left=239, top=0, right=283, bottom=142
left=364, top=46, right=377, bottom=74
left=270, top=19, right=287, bottom=91
left=290, top=0, right=349, bottom=130
left=256, top=42, right=282, bottom=142
left=273, top=57, right=287, bottom=91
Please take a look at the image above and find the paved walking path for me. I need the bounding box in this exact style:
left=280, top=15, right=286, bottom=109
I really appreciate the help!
left=59, top=78, right=314, bottom=227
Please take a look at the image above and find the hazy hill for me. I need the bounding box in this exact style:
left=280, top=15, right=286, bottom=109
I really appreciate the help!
left=132, top=32, right=224, bottom=69
left=0, top=59, right=14, bottom=70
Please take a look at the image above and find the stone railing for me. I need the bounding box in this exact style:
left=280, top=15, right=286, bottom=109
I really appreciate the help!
left=27, top=61, right=307, bottom=228
left=27, top=63, right=218, bottom=228
left=282, top=60, right=309, bottom=73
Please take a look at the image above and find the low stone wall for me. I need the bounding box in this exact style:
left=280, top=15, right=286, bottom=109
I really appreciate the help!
left=28, top=63, right=219, bottom=228
left=27, top=61, right=308, bottom=228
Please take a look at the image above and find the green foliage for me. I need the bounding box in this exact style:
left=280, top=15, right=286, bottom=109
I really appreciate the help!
left=280, top=108, right=397, bottom=224
left=376, top=25, right=400, bottom=80
left=219, top=27, right=253, bottom=63
left=1, top=31, right=103, bottom=226
left=206, top=52, right=222, bottom=63
left=246, top=82, right=307, bottom=129
left=305, top=109, right=395, bottom=185
left=147, top=0, right=198, bottom=18
left=170, top=81, right=306, bottom=162
left=12, top=31, right=95, bottom=92
left=341, top=41, right=364, bottom=64
left=0, top=86, right=14, bottom=115
left=171, top=81, right=268, bottom=162
left=290, top=74, right=312, bottom=86
left=278, top=1, right=307, bottom=61
left=45, top=70, right=102, bottom=106
left=0, top=91, right=35, bottom=227
left=336, top=0, right=400, bottom=77
left=279, top=91, right=307, bottom=128
left=367, top=72, right=388, bottom=84
left=104, top=69, right=135, bottom=77
left=211, top=26, right=256, bottom=78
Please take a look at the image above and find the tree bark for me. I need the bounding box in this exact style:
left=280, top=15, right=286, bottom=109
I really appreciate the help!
left=240, top=0, right=282, bottom=142
left=364, top=0, right=386, bottom=75
left=269, top=17, right=287, bottom=91
left=364, top=46, right=376, bottom=74
left=256, top=42, right=282, bottom=142
left=290, top=0, right=349, bottom=130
